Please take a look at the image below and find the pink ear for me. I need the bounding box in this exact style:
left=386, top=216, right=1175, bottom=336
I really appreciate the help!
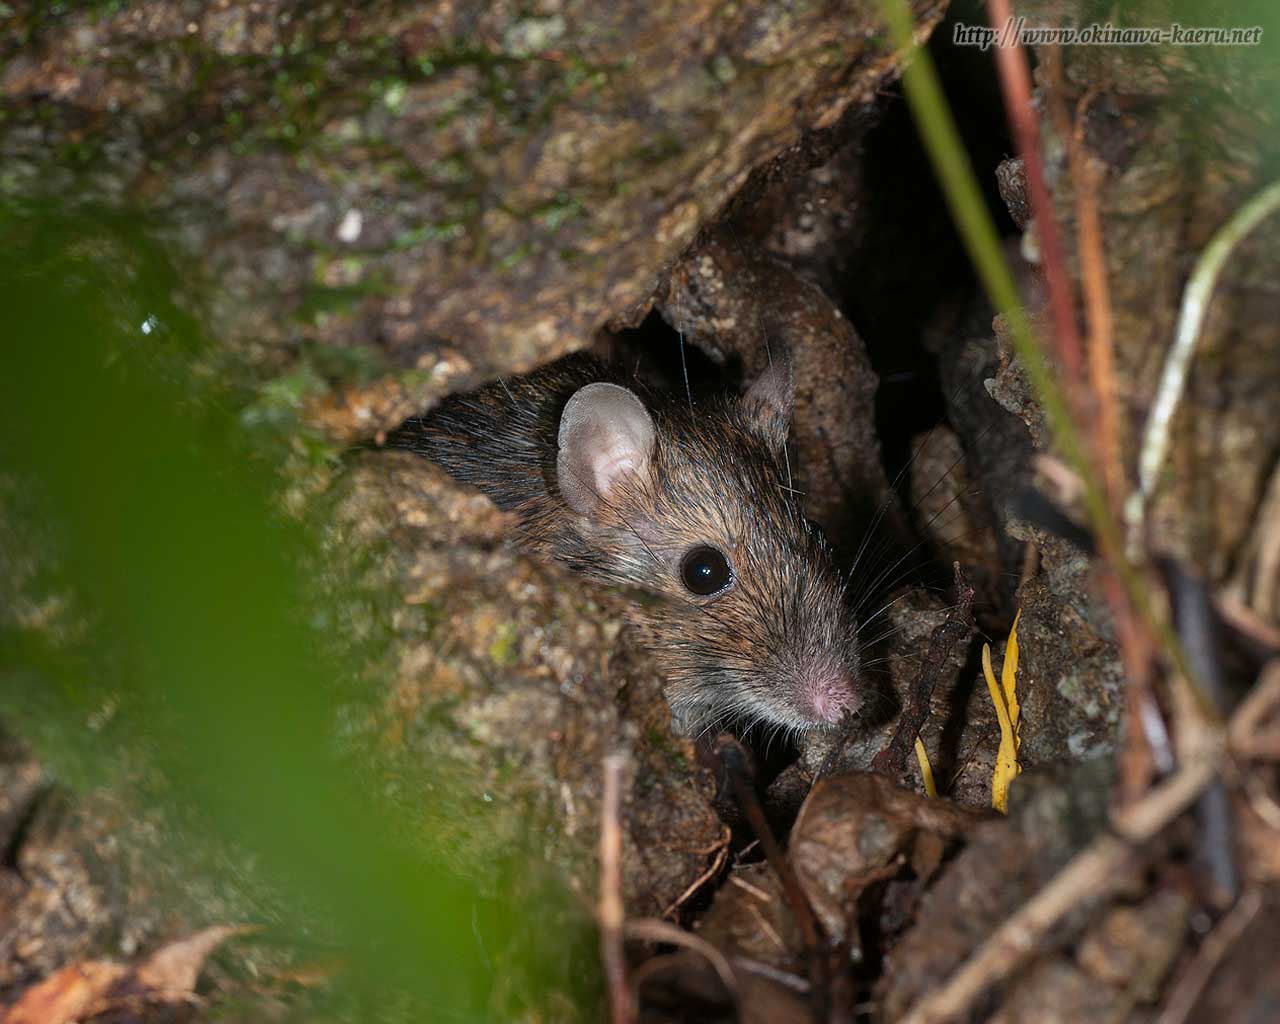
left=556, top=383, right=656, bottom=516
left=740, top=357, right=794, bottom=451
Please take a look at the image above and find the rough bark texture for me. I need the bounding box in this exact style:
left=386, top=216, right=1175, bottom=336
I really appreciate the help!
left=2, top=0, right=946, bottom=434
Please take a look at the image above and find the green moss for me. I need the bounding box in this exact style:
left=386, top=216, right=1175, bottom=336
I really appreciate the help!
left=496, top=241, right=534, bottom=273
left=536, top=193, right=585, bottom=231
left=391, top=220, right=466, bottom=250
left=488, top=622, right=520, bottom=668
left=429, top=154, right=471, bottom=184
left=632, top=761, right=659, bottom=797
left=631, top=132, right=686, bottom=167
left=413, top=599, right=446, bottom=639
left=238, top=336, right=388, bottom=439
left=644, top=726, right=690, bottom=774
left=56, top=138, right=98, bottom=165
left=297, top=282, right=371, bottom=320
left=296, top=266, right=393, bottom=324
left=242, top=364, right=327, bottom=429
left=296, top=431, right=345, bottom=467
left=304, top=338, right=390, bottom=387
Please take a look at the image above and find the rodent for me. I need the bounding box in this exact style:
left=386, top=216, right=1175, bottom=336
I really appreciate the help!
left=386, top=352, right=862, bottom=738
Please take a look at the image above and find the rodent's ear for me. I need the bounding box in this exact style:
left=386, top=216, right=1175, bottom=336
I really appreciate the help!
left=740, top=356, right=795, bottom=452
left=557, top=382, right=656, bottom=516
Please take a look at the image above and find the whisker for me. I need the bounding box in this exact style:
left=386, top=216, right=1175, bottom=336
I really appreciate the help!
left=848, top=492, right=983, bottom=613
left=853, top=521, right=993, bottom=617
left=678, top=330, right=694, bottom=413
left=845, top=413, right=999, bottom=599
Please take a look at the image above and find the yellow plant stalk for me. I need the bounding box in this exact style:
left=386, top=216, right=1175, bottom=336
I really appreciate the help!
left=984, top=611, right=1023, bottom=812
left=914, top=735, right=938, bottom=798
left=1002, top=609, right=1022, bottom=726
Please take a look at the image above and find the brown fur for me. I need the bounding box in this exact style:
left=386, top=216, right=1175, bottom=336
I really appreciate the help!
left=388, top=353, right=862, bottom=736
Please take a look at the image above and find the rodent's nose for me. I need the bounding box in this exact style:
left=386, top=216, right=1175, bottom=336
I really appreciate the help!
left=801, top=668, right=860, bottom=725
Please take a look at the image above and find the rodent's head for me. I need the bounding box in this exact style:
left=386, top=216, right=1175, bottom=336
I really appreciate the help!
left=549, top=362, right=862, bottom=737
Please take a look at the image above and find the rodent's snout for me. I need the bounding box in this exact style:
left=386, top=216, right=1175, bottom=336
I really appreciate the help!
left=797, top=665, right=861, bottom=726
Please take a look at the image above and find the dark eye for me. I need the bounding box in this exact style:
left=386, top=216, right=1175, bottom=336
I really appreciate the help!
left=680, top=545, right=733, bottom=596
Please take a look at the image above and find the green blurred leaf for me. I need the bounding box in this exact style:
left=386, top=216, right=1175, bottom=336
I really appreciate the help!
left=0, top=204, right=593, bottom=1019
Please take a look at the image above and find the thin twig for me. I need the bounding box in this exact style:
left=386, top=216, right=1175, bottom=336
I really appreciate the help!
left=1156, top=888, right=1263, bottom=1024
left=1228, top=660, right=1280, bottom=759
left=1128, top=178, right=1280, bottom=546
left=1039, top=53, right=1165, bottom=802
left=986, top=0, right=1085, bottom=395
left=1070, top=88, right=1123, bottom=505
left=1216, top=592, right=1280, bottom=654
left=1241, top=771, right=1280, bottom=831
left=900, top=834, right=1133, bottom=1024
left=728, top=872, right=774, bottom=903
left=715, top=736, right=831, bottom=1017
left=870, top=563, right=975, bottom=777
left=1167, top=564, right=1238, bottom=903
left=661, top=827, right=732, bottom=919
left=732, top=957, right=811, bottom=994
left=600, top=753, right=630, bottom=1024
left=1138, top=689, right=1176, bottom=775
left=1103, top=565, right=1160, bottom=800
left=624, top=919, right=740, bottom=1004
left=1039, top=50, right=1123, bottom=507
left=746, top=901, right=787, bottom=953
left=626, top=950, right=707, bottom=1001
left=898, top=749, right=1220, bottom=1024
left=1111, top=748, right=1221, bottom=840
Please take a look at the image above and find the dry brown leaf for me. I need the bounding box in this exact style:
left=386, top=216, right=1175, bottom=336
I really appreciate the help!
left=0, top=961, right=128, bottom=1024
left=133, top=925, right=251, bottom=999
left=0, top=924, right=253, bottom=1024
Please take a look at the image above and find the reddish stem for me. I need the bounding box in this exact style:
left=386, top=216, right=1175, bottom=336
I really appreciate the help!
left=985, top=0, right=1086, bottom=401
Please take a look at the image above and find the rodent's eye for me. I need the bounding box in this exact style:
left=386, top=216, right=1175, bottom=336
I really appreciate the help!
left=680, top=545, right=733, bottom=596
